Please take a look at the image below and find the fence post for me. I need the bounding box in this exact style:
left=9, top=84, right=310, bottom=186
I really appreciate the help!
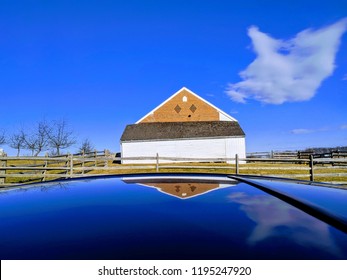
left=235, top=154, right=239, bottom=174
left=104, top=149, right=109, bottom=167
left=0, top=156, right=6, bottom=185
left=309, top=155, right=314, bottom=181
left=156, top=153, right=159, bottom=172
left=42, top=153, right=48, bottom=182
left=81, top=157, right=85, bottom=175
left=70, top=154, right=74, bottom=178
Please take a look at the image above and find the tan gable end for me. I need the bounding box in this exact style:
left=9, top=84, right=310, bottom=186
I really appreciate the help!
left=138, top=87, right=233, bottom=123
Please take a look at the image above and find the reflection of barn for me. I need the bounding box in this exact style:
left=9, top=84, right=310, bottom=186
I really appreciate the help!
left=122, top=177, right=236, bottom=199
left=145, top=182, right=221, bottom=199
left=120, top=87, right=246, bottom=163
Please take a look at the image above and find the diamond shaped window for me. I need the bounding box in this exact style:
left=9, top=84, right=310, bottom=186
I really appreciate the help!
left=190, top=104, right=197, bottom=113
left=174, top=104, right=181, bottom=113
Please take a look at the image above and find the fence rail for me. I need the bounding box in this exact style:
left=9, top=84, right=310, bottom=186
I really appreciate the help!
left=1, top=153, right=347, bottom=187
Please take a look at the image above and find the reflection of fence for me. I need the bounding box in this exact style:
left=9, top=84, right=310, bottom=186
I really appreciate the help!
left=1, top=153, right=347, bottom=187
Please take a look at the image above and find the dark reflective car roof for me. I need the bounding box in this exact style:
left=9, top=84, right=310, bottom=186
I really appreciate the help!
left=0, top=174, right=346, bottom=260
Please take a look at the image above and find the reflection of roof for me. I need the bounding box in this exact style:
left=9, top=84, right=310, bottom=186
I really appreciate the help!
left=121, top=121, right=245, bottom=142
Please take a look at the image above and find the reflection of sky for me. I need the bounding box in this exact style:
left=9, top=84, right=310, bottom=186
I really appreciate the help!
left=228, top=192, right=343, bottom=257
left=0, top=178, right=175, bottom=217
left=250, top=179, right=347, bottom=220
left=1, top=177, right=346, bottom=259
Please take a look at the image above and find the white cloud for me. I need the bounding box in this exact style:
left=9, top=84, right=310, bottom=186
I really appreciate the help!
left=290, top=127, right=331, bottom=134
left=341, top=124, right=347, bottom=130
left=290, top=129, right=314, bottom=135
left=226, top=19, right=347, bottom=104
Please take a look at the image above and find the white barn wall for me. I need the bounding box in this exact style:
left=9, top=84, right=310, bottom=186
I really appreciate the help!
left=121, top=137, right=245, bottom=164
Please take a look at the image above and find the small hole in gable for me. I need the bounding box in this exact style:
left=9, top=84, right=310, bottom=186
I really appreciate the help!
left=182, top=96, right=187, bottom=102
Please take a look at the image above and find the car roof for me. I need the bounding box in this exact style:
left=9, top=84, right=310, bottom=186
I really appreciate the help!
left=0, top=173, right=346, bottom=259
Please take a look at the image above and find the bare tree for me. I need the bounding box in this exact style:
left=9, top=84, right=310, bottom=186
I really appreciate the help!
left=34, top=120, right=51, bottom=156
left=48, top=119, right=76, bottom=156
left=23, top=120, right=51, bottom=156
left=79, top=138, right=94, bottom=154
left=0, top=130, right=5, bottom=146
left=24, top=135, right=37, bottom=156
left=8, top=130, right=26, bottom=157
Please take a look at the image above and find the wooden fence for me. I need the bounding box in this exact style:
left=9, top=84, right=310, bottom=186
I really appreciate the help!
left=0, top=150, right=112, bottom=187
left=246, top=150, right=347, bottom=160
left=1, top=152, right=347, bottom=187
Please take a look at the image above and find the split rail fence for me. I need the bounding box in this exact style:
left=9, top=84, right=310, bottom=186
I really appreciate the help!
left=246, top=150, right=347, bottom=159
left=1, top=151, right=347, bottom=187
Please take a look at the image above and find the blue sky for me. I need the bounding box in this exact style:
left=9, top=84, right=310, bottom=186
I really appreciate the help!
left=0, top=0, right=346, bottom=155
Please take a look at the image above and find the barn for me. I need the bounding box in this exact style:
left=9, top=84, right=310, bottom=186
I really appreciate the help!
left=120, top=87, right=246, bottom=163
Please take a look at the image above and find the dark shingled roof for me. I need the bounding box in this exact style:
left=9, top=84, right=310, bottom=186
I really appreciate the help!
left=121, top=121, right=245, bottom=142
